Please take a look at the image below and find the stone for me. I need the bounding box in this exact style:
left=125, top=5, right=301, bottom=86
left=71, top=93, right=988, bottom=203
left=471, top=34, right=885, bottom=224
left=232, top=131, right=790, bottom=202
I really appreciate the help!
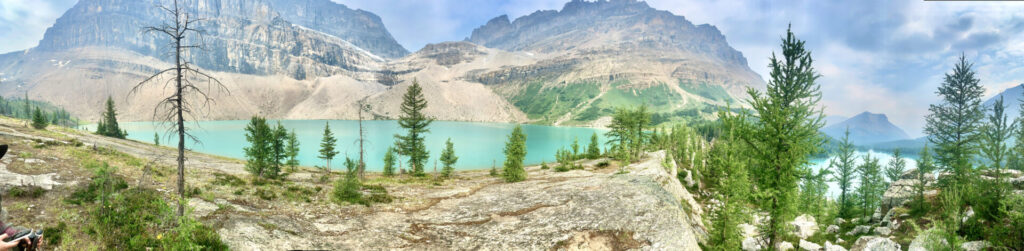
left=835, top=218, right=847, bottom=225
left=960, top=241, right=989, bottom=251
left=827, top=225, right=840, bottom=234
left=742, top=237, right=762, bottom=251
left=851, top=236, right=900, bottom=251
left=791, top=214, right=819, bottom=239
left=874, top=227, right=891, bottom=236
left=824, top=241, right=847, bottom=251
left=836, top=238, right=845, bottom=244
left=799, top=239, right=822, bottom=251
left=739, top=223, right=758, bottom=238
left=846, top=225, right=872, bottom=236
left=775, top=241, right=794, bottom=251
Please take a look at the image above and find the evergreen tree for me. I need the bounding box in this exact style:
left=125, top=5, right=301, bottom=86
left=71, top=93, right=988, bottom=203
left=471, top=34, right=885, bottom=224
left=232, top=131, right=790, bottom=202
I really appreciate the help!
left=800, top=167, right=832, bottom=221
left=571, top=137, right=580, bottom=160
left=925, top=54, right=984, bottom=188
left=857, top=153, right=883, bottom=219
left=383, top=147, right=397, bottom=177
left=439, top=138, right=458, bottom=178
left=154, top=132, right=160, bottom=146
left=270, top=122, right=288, bottom=175
left=31, top=107, right=48, bottom=130
left=721, top=26, right=824, bottom=246
left=706, top=132, right=751, bottom=251
left=829, top=128, right=858, bottom=219
left=333, top=158, right=363, bottom=205
left=587, top=132, right=601, bottom=159
left=243, top=116, right=274, bottom=178
left=285, top=129, right=300, bottom=171
left=318, top=122, right=339, bottom=175
left=502, top=125, right=528, bottom=182
left=912, top=143, right=936, bottom=214
left=885, top=148, right=907, bottom=183
left=95, top=96, right=126, bottom=138
left=394, top=79, right=433, bottom=176
left=605, top=105, right=652, bottom=161
left=977, top=95, right=1015, bottom=221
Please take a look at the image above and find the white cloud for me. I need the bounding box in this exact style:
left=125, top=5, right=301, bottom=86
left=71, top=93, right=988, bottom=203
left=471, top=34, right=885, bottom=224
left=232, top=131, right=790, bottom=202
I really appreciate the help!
left=0, top=0, right=76, bottom=53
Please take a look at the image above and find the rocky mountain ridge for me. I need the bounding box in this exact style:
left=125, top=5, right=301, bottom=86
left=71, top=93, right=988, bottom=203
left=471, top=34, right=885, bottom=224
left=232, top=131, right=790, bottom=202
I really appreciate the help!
left=822, top=112, right=910, bottom=145
left=0, top=0, right=763, bottom=126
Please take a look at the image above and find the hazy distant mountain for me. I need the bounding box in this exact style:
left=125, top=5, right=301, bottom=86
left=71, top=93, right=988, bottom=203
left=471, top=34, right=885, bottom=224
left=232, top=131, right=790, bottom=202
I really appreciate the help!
left=822, top=112, right=910, bottom=145
left=984, top=84, right=1024, bottom=118
left=825, top=115, right=849, bottom=127
left=0, top=0, right=763, bottom=126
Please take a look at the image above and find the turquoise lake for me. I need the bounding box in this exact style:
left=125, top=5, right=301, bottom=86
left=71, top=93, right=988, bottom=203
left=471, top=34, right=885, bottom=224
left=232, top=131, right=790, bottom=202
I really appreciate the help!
left=92, top=120, right=609, bottom=171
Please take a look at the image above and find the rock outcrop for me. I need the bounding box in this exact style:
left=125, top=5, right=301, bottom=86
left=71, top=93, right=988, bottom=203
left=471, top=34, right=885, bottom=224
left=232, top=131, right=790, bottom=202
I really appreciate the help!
left=791, top=214, right=819, bottom=239
left=851, top=236, right=900, bottom=251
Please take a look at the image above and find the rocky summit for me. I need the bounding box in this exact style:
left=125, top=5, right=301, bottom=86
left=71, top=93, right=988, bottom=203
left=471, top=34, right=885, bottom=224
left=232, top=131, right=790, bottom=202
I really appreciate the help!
left=0, top=0, right=762, bottom=126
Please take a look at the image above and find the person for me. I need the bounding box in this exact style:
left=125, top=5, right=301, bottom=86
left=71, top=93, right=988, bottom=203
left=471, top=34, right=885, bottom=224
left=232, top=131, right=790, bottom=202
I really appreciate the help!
left=0, top=145, right=42, bottom=251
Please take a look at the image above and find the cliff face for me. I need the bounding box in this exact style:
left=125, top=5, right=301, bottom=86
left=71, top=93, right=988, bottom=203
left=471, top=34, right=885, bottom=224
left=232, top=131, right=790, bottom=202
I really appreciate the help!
left=265, top=0, right=409, bottom=59
left=35, top=0, right=387, bottom=80
left=467, top=0, right=747, bottom=66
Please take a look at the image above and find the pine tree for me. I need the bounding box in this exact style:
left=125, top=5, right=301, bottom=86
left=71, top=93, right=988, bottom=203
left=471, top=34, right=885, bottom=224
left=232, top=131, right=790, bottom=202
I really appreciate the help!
left=318, top=122, right=339, bottom=176
left=243, top=116, right=274, bottom=178
left=706, top=133, right=751, bottom=251
left=800, top=167, right=832, bottom=221
left=885, top=149, right=907, bottom=183
left=285, top=129, right=300, bottom=171
left=829, top=128, right=858, bottom=219
left=587, top=132, right=601, bottom=159
left=571, top=137, right=580, bottom=160
left=154, top=132, right=160, bottom=146
left=503, top=125, right=527, bottom=182
left=333, top=158, right=363, bottom=205
left=925, top=54, right=984, bottom=189
left=270, top=122, right=288, bottom=176
left=96, top=96, right=126, bottom=139
left=31, top=107, right=48, bottom=130
left=605, top=105, right=652, bottom=161
left=394, top=79, right=433, bottom=177
left=722, top=26, right=824, bottom=246
left=857, top=153, right=883, bottom=219
left=977, top=95, right=1015, bottom=221
left=912, top=143, right=936, bottom=214
left=383, top=147, right=397, bottom=177
left=439, top=138, right=458, bottom=178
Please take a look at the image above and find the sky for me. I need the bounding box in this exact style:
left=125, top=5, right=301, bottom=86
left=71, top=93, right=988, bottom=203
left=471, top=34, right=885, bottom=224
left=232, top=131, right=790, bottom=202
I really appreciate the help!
left=2, top=0, right=1024, bottom=137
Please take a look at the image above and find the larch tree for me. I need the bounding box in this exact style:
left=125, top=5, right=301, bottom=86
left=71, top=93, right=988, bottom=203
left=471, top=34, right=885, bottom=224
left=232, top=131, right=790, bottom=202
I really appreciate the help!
left=383, top=147, right=397, bottom=177
left=912, top=143, right=936, bottom=214
left=30, top=107, right=48, bottom=130
left=285, top=129, right=300, bottom=171
left=706, top=121, right=751, bottom=251
left=439, top=138, right=458, bottom=178
left=587, top=132, right=601, bottom=159
left=829, top=128, right=858, bottom=219
left=978, top=95, right=1016, bottom=220
left=925, top=54, right=984, bottom=189
left=885, top=148, right=907, bottom=183
left=270, top=122, right=288, bottom=176
left=318, top=122, right=339, bottom=176
left=131, top=0, right=228, bottom=216
left=503, top=125, right=528, bottom=182
left=857, top=153, right=883, bottom=219
left=244, top=116, right=273, bottom=178
left=722, top=25, right=825, bottom=246
left=96, top=96, right=127, bottom=138
left=394, top=79, right=433, bottom=177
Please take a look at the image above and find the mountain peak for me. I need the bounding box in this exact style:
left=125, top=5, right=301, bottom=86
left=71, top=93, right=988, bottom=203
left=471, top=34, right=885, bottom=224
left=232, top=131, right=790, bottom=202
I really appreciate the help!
left=822, top=111, right=909, bottom=145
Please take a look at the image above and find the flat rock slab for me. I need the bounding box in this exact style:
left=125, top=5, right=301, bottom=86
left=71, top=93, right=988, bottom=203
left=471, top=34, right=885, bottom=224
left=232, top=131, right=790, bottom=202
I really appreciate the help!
left=215, top=151, right=702, bottom=250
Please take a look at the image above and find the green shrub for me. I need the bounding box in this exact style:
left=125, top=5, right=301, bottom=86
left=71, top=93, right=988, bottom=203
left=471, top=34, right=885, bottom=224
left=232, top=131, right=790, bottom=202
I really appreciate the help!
left=596, top=160, right=610, bottom=168
left=332, top=172, right=364, bottom=205
left=282, top=185, right=315, bottom=203
left=65, top=162, right=128, bottom=205
left=43, top=222, right=66, bottom=246
left=212, top=173, right=245, bottom=187
left=7, top=185, right=46, bottom=198
left=254, top=188, right=276, bottom=201
left=363, top=185, right=393, bottom=204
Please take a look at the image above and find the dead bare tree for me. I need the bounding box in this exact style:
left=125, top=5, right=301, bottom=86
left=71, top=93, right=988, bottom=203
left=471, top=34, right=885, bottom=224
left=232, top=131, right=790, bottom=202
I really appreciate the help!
left=130, top=0, right=228, bottom=217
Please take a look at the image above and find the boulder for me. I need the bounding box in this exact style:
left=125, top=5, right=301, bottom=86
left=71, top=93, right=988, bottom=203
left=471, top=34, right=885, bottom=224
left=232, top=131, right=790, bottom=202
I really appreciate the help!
left=846, top=225, right=871, bottom=236
left=742, top=237, right=762, bottom=251
left=826, top=225, right=840, bottom=234
left=851, top=236, right=900, bottom=251
left=824, top=241, right=847, bottom=251
left=791, top=214, right=819, bottom=239
left=873, top=227, right=891, bottom=236
left=775, top=241, right=794, bottom=251
left=834, top=218, right=847, bottom=225
left=961, top=241, right=989, bottom=251
left=836, top=238, right=845, bottom=244
left=799, top=239, right=822, bottom=251
left=739, top=223, right=758, bottom=238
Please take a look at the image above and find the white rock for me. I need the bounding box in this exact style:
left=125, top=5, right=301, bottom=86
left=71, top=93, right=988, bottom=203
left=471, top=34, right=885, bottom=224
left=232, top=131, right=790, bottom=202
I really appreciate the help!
left=739, top=223, right=758, bottom=238
left=742, top=237, right=762, bottom=251
left=961, top=241, right=989, bottom=251
left=874, top=226, right=891, bottom=236
left=799, top=239, right=822, bottom=251
left=851, top=236, right=900, bottom=251
left=846, top=225, right=871, bottom=236
left=825, top=241, right=847, bottom=251
left=791, top=214, right=819, bottom=239
left=827, top=225, right=840, bottom=234
left=776, top=241, right=794, bottom=251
